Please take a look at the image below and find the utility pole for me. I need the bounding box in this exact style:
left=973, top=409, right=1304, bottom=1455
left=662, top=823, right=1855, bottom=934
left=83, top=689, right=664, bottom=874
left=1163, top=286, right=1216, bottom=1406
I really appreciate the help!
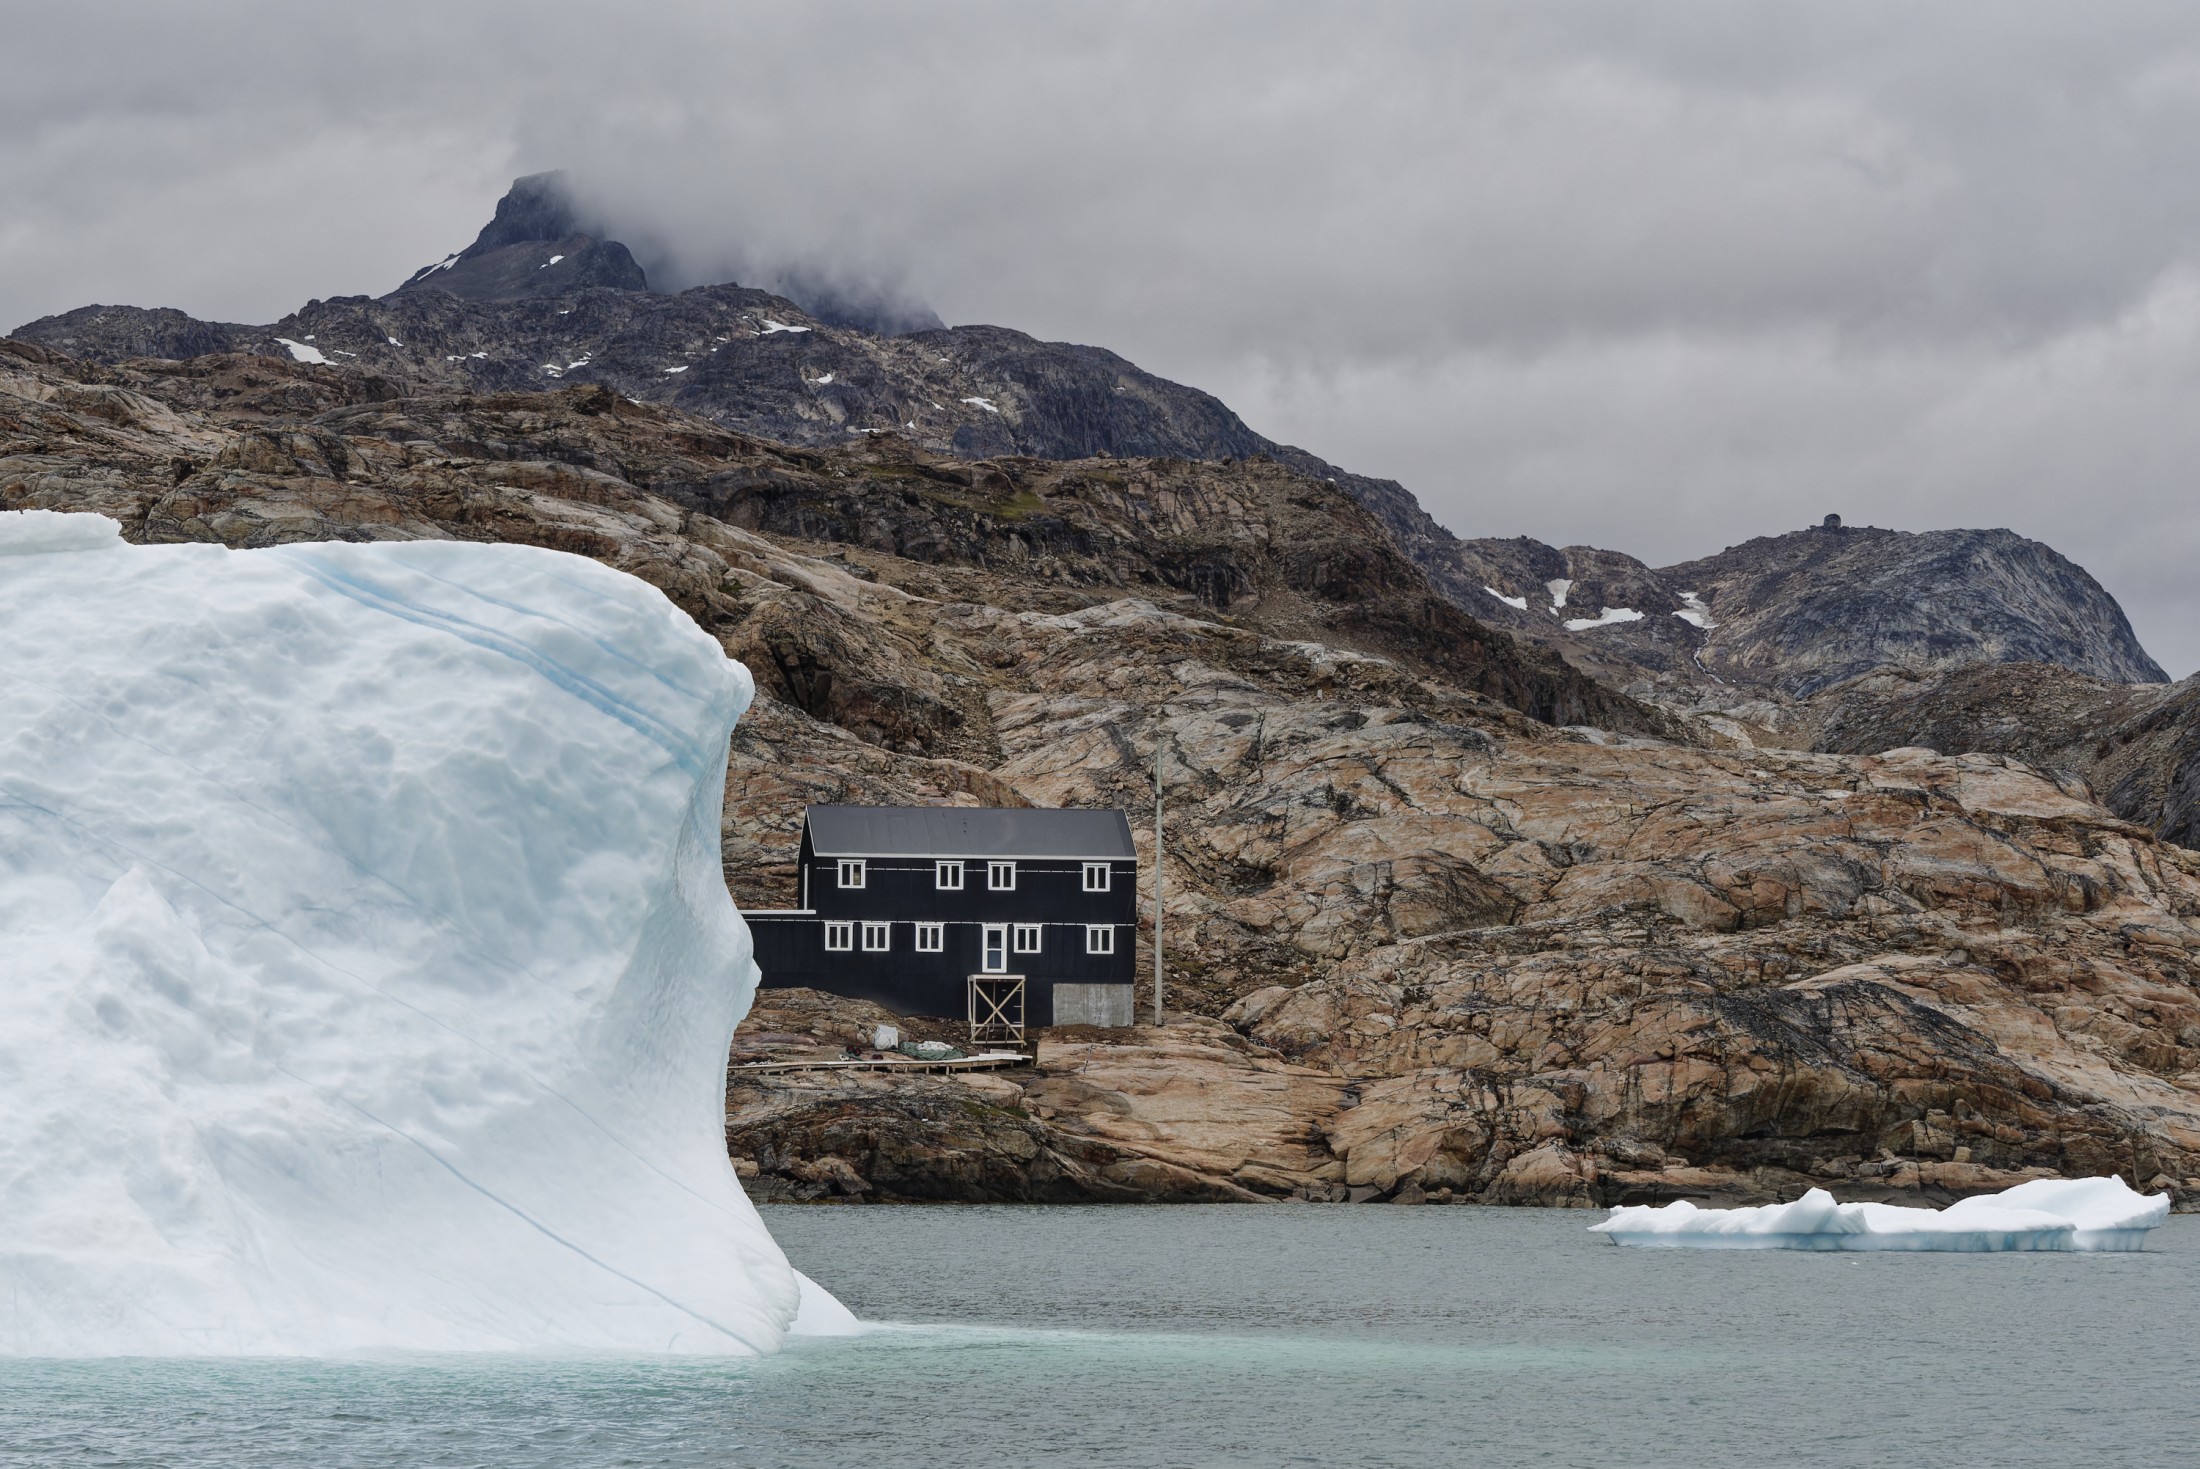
left=1152, top=721, right=1165, bottom=1027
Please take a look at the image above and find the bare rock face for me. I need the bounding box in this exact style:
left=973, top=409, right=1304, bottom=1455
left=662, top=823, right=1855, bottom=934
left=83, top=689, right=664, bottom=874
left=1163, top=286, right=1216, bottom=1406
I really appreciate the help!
left=1812, top=662, right=2200, bottom=850
left=1663, top=522, right=2167, bottom=694
left=12, top=175, right=2171, bottom=741
left=8, top=336, right=2198, bottom=1211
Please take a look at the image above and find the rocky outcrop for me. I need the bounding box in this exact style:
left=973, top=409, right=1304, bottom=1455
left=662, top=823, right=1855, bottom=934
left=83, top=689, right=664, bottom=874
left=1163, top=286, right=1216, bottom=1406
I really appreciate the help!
left=8, top=334, right=2198, bottom=1211
left=1813, top=662, right=2200, bottom=849
left=1663, top=521, right=2167, bottom=694
left=728, top=992, right=1345, bottom=1203
left=13, top=176, right=2171, bottom=732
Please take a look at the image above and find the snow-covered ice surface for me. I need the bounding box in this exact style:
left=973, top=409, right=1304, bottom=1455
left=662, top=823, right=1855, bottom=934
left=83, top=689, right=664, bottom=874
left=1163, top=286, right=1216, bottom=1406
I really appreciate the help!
left=0, top=510, right=846, bottom=1356
left=961, top=396, right=1000, bottom=413
left=759, top=319, right=810, bottom=335
left=273, top=337, right=328, bottom=365
left=1545, top=578, right=1572, bottom=610
left=1483, top=586, right=1528, bottom=611
left=1674, top=590, right=1718, bottom=630
left=1593, top=1178, right=2170, bottom=1252
left=1563, top=606, right=1645, bottom=632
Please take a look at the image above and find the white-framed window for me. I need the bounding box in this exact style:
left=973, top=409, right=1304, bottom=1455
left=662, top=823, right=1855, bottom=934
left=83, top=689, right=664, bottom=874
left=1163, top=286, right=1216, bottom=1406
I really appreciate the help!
left=1083, top=861, right=1111, bottom=892
left=936, top=860, right=964, bottom=891
left=1012, top=923, right=1042, bottom=954
left=915, top=922, right=944, bottom=952
left=981, top=924, right=1008, bottom=973
left=988, top=860, right=1016, bottom=891
left=824, top=921, right=853, bottom=952
left=837, top=858, right=866, bottom=889
left=1085, top=924, right=1114, bottom=955
left=861, top=921, right=890, bottom=952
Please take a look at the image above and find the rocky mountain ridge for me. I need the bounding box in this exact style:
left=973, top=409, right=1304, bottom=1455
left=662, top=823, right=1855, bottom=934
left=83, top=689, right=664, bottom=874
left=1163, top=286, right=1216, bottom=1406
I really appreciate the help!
left=5, top=337, right=2197, bottom=1210
left=12, top=174, right=2170, bottom=728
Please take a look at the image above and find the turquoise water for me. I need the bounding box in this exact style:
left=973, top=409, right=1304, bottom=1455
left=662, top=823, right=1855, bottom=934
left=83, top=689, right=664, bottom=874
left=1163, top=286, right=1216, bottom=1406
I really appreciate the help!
left=4, top=1204, right=2195, bottom=1467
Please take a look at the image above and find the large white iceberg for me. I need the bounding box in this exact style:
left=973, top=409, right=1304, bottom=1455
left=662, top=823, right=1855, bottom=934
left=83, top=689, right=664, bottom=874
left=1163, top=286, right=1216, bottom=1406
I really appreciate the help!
left=0, top=510, right=846, bottom=1354
left=1592, top=1177, right=2170, bottom=1252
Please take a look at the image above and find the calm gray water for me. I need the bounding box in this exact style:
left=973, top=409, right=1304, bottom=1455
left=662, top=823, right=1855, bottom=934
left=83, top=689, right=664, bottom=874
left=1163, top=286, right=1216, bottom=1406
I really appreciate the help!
left=4, top=1204, right=2194, bottom=1468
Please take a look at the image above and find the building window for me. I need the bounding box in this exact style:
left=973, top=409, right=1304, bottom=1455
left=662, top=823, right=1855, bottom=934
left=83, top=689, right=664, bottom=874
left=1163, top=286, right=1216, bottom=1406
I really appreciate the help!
left=838, top=858, right=865, bottom=889
left=915, top=922, right=944, bottom=952
left=824, top=921, right=853, bottom=952
left=1012, top=923, right=1042, bottom=954
left=1086, top=924, right=1114, bottom=955
left=862, top=921, right=890, bottom=952
left=1083, top=862, right=1111, bottom=892
left=989, top=860, right=1016, bottom=891
left=981, top=924, right=1008, bottom=973
left=936, top=860, right=964, bottom=891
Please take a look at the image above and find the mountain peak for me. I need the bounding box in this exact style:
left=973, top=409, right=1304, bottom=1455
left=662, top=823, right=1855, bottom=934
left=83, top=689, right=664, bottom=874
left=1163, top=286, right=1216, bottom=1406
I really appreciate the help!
left=393, top=172, right=650, bottom=302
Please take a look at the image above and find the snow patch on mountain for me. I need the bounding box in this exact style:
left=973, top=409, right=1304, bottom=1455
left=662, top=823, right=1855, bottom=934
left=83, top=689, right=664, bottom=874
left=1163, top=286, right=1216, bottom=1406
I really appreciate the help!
left=1564, top=607, right=1646, bottom=632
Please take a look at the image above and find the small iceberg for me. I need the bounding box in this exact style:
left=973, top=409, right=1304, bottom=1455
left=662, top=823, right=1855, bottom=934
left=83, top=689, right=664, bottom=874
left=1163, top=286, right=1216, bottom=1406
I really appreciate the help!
left=1591, top=1177, right=2170, bottom=1252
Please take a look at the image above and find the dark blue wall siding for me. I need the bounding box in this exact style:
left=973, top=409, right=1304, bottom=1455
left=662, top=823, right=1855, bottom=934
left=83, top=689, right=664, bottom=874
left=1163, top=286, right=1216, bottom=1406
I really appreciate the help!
left=748, top=851, right=1138, bottom=1022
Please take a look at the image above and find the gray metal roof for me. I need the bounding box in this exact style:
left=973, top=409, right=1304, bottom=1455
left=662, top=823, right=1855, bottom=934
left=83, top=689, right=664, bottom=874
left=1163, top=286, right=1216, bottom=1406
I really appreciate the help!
left=804, top=805, right=1136, bottom=859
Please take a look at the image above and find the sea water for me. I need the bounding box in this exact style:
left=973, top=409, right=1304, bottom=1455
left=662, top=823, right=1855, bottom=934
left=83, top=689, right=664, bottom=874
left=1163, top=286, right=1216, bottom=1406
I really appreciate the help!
left=3, top=1203, right=2194, bottom=1468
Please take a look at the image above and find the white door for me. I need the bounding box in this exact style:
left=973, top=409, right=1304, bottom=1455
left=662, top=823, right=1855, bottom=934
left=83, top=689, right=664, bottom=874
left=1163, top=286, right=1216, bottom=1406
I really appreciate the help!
left=981, top=923, right=1009, bottom=973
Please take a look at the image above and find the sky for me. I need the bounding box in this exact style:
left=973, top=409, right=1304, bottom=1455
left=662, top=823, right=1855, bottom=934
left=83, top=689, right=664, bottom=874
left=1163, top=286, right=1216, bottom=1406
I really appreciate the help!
left=5, top=2, right=2198, bottom=675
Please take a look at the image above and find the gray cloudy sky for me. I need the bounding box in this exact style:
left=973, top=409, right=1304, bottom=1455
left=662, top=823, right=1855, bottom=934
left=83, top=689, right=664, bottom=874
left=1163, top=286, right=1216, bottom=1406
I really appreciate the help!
left=7, top=2, right=2199, bottom=674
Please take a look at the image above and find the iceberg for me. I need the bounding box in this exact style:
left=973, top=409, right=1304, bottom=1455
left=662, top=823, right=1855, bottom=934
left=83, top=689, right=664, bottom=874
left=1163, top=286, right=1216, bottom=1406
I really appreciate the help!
left=0, top=510, right=845, bottom=1355
left=1591, top=1177, right=2171, bottom=1252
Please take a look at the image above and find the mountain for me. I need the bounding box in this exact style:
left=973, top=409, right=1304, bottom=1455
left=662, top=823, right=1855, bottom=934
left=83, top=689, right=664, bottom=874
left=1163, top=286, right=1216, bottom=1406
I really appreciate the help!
left=1425, top=519, right=2165, bottom=700
left=15, top=174, right=2167, bottom=731
left=9, top=337, right=2195, bottom=1211
left=394, top=169, right=649, bottom=301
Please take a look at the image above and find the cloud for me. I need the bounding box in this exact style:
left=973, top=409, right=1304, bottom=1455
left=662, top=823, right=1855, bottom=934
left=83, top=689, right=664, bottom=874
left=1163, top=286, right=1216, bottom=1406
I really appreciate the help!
left=5, top=2, right=2199, bottom=672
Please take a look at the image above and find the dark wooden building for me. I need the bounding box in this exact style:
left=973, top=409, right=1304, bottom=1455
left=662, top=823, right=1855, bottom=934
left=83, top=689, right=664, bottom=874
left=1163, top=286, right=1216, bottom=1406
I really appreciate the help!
left=747, top=805, right=1139, bottom=1039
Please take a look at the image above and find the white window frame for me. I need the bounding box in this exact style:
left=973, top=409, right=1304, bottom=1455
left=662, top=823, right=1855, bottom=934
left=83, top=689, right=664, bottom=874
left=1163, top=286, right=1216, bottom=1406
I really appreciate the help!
left=837, top=858, right=866, bottom=890
left=988, top=859, right=1016, bottom=891
left=861, top=921, right=890, bottom=952
left=824, top=921, right=853, bottom=952
left=914, top=921, right=944, bottom=953
left=1085, top=924, right=1114, bottom=955
left=981, top=923, right=1009, bottom=972
left=936, top=859, right=964, bottom=891
left=1012, top=923, right=1042, bottom=954
left=1083, top=861, right=1111, bottom=892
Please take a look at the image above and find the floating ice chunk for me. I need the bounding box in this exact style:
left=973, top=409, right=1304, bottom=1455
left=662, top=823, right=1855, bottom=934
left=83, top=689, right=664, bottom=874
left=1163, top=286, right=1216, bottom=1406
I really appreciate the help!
left=273, top=338, right=328, bottom=365
left=1563, top=606, right=1645, bottom=632
left=1592, top=1177, right=2170, bottom=1252
left=1674, top=590, right=1718, bottom=630
left=1483, top=587, right=1528, bottom=611
left=1546, top=578, right=1572, bottom=610
left=0, top=515, right=845, bottom=1354
left=759, top=319, right=810, bottom=334
left=961, top=396, right=999, bottom=413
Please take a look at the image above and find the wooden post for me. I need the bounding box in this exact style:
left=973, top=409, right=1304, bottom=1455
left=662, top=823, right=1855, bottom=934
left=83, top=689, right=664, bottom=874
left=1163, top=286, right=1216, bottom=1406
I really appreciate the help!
left=1153, top=724, right=1165, bottom=1027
